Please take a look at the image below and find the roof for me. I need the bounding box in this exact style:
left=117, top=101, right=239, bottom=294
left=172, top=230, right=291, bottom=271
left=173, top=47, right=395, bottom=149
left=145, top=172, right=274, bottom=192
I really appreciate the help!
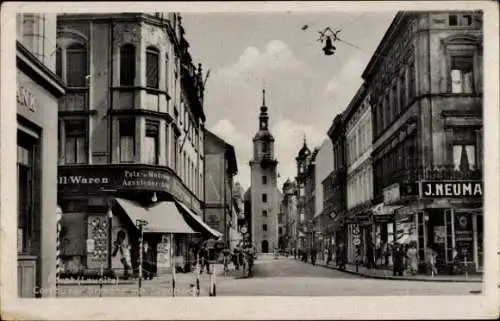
left=205, top=129, right=238, bottom=175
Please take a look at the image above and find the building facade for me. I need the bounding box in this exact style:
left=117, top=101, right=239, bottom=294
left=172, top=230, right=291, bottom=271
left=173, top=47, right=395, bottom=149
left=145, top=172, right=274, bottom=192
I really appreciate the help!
left=16, top=13, right=66, bottom=298
left=55, top=13, right=219, bottom=278
left=313, top=139, right=334, bottom=258
left=295, top=138, right=311, bottom=251
left=249, top=90, right=280, bottom=253
left=204, top=129, right=238, bottom=250
left=362, top=11, right=483, bottom=272
left=280, top=179, right=298, bottom=252
left=344, top=84, right=375, bottom=264
left=232, top=182, right=246, bottom=248
left=326, top=114, right=348, bottom=248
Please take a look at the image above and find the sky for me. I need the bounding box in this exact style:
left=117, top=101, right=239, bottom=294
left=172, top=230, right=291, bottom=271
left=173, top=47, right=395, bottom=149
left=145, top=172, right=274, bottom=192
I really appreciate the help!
left=181, top=11, right=397, bottom=191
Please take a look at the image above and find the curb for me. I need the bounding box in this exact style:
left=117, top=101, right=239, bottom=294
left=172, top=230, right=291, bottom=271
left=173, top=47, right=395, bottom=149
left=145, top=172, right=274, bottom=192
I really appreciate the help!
left=313, top=262, right=482, bottom=283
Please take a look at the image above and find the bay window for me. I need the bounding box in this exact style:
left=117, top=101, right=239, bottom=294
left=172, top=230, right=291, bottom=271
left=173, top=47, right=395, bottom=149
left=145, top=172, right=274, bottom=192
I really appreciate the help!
left=65, top=119, right=87, bottom=164
left=120, top=44, right=136, bottom=86
left=145, top=119, right=159, bottom=164
left=146, top=46, right=159, bottom=89
left=119, top=118, right=135, bottom=163
left=453, top=145, right=476, bottom=171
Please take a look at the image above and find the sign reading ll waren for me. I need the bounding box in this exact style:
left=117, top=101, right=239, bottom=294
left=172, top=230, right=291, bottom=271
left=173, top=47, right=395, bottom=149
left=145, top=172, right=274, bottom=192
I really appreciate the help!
left=58, top=165, right=201, bottom=214
left=421, top=181, right=483, bottom=197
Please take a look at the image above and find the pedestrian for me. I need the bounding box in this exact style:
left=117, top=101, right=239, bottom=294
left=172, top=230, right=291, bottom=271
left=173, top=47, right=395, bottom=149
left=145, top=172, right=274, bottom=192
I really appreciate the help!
left=450, top=247, right=459, bottom=275
left=311, top=247, right=317, bottom=266
left=326, top=247, right=332, bottom=266
left=323, top=248, right=329, bottom=264
left=142, top=241, right=155, bottom=280
left=367, top=241, right=375, bottom=269
left=382, top=241, right=389, bottom=267
left=336, top=243, right=346, bottom=270
left=199, top=243, right=211, bottom=274
left=426, top=245, right=438, bottom=276
left=112, top=230, right=132, bottom=280
left=393, top=243, right=404, bottom=276
left=406, top=242, right=418, bottom=276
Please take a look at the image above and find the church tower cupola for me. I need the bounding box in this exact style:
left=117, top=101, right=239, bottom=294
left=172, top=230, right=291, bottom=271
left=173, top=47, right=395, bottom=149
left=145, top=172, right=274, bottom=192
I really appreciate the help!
left=253, top=88, right=275, bottom=161
left=259, top=89, right=269, bottom=131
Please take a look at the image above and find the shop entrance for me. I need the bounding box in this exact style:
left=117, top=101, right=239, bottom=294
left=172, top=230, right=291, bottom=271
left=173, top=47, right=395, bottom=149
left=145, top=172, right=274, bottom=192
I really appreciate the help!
left=426, top=209, right=446, bottom=266
left=261, top=240, right=269, bottom=253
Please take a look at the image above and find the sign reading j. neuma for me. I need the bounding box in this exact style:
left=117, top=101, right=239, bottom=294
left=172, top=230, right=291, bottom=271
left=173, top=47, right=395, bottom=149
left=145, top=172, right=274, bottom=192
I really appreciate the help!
left=421, top=181, right=483, bottom=198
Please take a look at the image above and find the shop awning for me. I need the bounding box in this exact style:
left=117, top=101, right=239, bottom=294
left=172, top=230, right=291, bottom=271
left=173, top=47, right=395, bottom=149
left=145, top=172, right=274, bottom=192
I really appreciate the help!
left=372, top=203, right=403, bottom=217
left=114, top=198, right=198, bottom=234
left=175, top=201, right=223, bottom=239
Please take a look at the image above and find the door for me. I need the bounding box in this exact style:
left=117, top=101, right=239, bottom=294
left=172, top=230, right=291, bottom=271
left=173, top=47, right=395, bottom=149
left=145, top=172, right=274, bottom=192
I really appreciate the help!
left=261, top=240, right=269, bottom=253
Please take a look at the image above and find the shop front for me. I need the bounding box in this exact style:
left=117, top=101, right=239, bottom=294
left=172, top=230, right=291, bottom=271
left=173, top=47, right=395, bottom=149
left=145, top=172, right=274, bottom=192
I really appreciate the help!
left=57, top=164, right=220, bottom=278
left=395, top=180, right=483, bottom=273
left=17, top=43, right=66, bottom=297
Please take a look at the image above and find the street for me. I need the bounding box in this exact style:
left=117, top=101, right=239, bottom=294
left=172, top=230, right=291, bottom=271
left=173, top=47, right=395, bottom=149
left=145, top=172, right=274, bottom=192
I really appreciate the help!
left=214, top=254, right=482, bottom=296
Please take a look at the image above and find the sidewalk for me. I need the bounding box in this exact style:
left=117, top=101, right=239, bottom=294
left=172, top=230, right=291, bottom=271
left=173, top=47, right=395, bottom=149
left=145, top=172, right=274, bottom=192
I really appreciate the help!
left=309, top=258, right=482, bottom=283
left=56, top=271, right=214, bottom=297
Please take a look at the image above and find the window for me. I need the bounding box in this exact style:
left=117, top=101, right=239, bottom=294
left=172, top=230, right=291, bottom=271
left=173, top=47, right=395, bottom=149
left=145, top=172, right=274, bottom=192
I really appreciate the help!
left=145, top=120, right=159, bottom=164
left=165, top=125, right=170, bottom=166
left=119, top=118, right=135, bottom=163
left=262, top=175, right=267, bottom=185
left=262, top=193, right=267, bottom=203
left=173, top=133, right=179, bottom=172
left=278, top=227, right=283, bottom=234
left=453, top=145, right=476, bottom=171
left=392, top=84, right=399, bottom=118
left=165, top=54, right=169, bottom=92
left=449, top=14, right=458, bottom=26
left=120, top=44, right=136, bottom=86
left=146, top=47, right=159, bottom=89
left=55, top=47, right=62, bottom=78
left=408, top=60, right=416, bottom=101
left=399, top=72, right=406, bottom=111
left=66, top=43, right=87, bottom=87
left=261, top=142, right=268, bottom=153
left=17, top=134, right=36, bottom=254
left=461, top=15, right=472, bottom=26
left=262, top=210, right=268, bottom=217
left=65, top=119, right=87, bottom=164
left=262, top=224, right=268, bottom=232
left=450, top=55, right=474, bottom=93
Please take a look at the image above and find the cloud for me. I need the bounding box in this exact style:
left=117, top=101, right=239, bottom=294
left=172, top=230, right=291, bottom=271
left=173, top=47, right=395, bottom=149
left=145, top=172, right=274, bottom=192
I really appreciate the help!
left=216, top=40, right=309, bottom=80
left=325, top=57, right=365, bottom=94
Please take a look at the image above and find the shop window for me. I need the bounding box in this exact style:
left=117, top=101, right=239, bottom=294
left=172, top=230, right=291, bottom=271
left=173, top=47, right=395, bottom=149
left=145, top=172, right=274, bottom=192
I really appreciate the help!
left=262, top=210, right=268, bottom=217
left=262, top=224, right=268, bottom=232
left=146, top=46, right=159, bottom=89
left=119, top=118, right=135, bottom=163
left=66, top=43, right=88, bottom=87
left=262, top=193, right=267, bottom=203
left=17, top=135, right=37, bottom=254
left=120, top=44, right=136, bottom=86
left=450, top=55, right=474, bottom=94
left=262, top=175, right=267, bottom=185
left=453, top=145, right=476, bottom=171
left=65, top=119, right=87, bottom=164
left=145, top=119, right=159, bottom=164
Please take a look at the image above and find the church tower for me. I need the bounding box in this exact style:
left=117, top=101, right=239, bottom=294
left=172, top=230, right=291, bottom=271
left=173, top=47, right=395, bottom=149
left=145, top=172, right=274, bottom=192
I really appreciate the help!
left=249, top=89, right=279, bottom=253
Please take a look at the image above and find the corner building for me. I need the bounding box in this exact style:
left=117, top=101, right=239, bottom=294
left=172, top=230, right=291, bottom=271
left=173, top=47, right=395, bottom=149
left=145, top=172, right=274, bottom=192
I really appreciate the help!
left=55, top=13, right=219, bottom=278
left=363, top=11, right=483, bottom=273
left=16, top=13, right=66, bottom=297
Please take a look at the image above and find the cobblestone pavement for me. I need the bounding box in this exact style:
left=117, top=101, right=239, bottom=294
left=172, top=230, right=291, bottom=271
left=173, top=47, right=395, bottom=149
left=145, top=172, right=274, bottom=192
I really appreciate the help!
left=213, top=254, right=483, bottom=296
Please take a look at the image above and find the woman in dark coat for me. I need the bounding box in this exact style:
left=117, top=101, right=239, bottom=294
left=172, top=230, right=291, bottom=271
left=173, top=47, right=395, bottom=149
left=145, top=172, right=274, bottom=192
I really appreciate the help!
left=393, top=243, right=405, bottom=276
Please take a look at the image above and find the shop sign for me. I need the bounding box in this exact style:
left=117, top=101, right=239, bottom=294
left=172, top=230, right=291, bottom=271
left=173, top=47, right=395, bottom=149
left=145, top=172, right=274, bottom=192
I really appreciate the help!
left=17, top=85, right=37, bottom=113
left=421, top=181, right=483, bottom=198
left=58, top=165, right=201, bottom=212
left=383, top=183, right=400, bottom=204
left=156, top=235, right=171, bottom=269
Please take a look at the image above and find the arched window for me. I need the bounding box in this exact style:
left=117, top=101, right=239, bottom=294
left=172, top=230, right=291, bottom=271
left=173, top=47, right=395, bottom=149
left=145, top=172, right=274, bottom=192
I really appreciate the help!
left=66, top=43, right=87, bottom=87
left=146, top=46, right=159, bottom=89
left=262, top=224, right=268, bottom=231
left=120, top=44, right=136, bottom=86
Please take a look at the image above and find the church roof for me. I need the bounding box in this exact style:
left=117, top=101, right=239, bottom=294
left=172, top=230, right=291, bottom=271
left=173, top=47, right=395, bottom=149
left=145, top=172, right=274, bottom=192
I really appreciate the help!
left=297, top=136, right=311, bottom=157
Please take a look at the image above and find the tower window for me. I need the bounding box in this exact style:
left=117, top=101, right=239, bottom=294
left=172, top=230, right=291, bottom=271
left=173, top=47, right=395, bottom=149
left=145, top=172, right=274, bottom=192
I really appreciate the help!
left=261, top=143, right=268, bottom=153
left=262, top=193, right=267, bottom=203
left=262, top=210, right=268, bottom=217
left=262, top=175, right=267, bottom=185
left=262, top=224, right=268, bottom=232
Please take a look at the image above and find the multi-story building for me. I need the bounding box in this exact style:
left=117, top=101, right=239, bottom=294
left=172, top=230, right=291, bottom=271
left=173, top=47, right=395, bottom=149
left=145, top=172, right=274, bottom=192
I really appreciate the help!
left=312, top=139, right=334, bottom=257
left=55, top=13, right=219, bottom=278
left=362, top=11, right=483, bottom=272
left=281, top=179, right=298, bottom=252
left=204, top=129, right=238, bottom=251
left=248, top=90, right=280, bottom=253
left=295, top=138, right=311, bottom=251
left=326, top=114, right=348, bottom=248
left=16, top=13, right=66, bottom=298
left=303, top=147, right=318, bottom=250
left=231, top=182, right=246, bottom=248
left=344, top=84, right=375, bottom=264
